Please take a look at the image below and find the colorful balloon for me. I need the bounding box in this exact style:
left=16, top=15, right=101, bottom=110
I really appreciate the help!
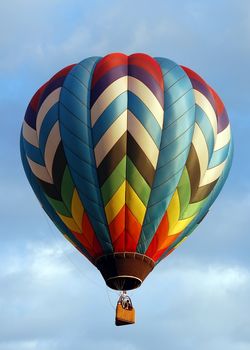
left=20, top=53, right=233, bottom=292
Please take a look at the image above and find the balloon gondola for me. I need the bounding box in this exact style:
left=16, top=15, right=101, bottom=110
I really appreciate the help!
left=20, top=53, right=233, bottom=325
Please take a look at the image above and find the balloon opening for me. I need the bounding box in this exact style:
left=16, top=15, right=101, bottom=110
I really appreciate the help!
left=106, top=276, right=142, bottom=290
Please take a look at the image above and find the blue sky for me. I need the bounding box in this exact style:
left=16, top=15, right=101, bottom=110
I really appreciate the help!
left=1, top=0, right=250, bottom=349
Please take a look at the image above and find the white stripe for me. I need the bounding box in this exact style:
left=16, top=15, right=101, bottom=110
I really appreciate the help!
left=128, top=76, right=164, bottom=129
left=44, top=121, right=61, bottom=178
left=192, top=123, right=209, bottom=185
left=22, top=121, right=39, bottom=147
left=91, top=76, right=128, bottom=126
left=200, top=160, right=227, bottom=186
left=36, top=88, right=61, bottom=139
left=27, top=157, right=53, bottom=184
left=214, top=124, right=231, bottom=151
left=194, top=90, right=217, bottom=140
left=128, top=111, right=159, bottom=169
left=94, top=110, right=127, bottom=167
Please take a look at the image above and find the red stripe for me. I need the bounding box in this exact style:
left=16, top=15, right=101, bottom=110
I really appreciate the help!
left=181, top=65, right=207, bottom=86
left=145, top=212, right=169, bottom=259
left=125, top=206, right=142, bottom=251
left=108, top=205, right=143, bottom=252
left=145, top=212, right=182, bottom=261
left=30, top=64, right=75, bottom=111
left=82, top=213, right=103, bottom=257
left=50, top=64, right=75, bottom=82
left=30, top=83, right=48, bottom=111
left=72, top=212, right=103, bottom=258
left=209, top=86, right=224, bottom=115
left=129, top=53, right=164, bottom=90
left=91, top=53, right=128, bottom=88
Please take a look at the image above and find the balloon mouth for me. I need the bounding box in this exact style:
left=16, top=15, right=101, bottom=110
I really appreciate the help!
left=95, top=252, right=155, bottom=291
left=106, top=276, right=142, bottom=290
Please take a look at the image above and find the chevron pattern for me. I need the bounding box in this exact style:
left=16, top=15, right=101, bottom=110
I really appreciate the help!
left=90, top=53, right=164, bottom=252
left=21, top=53, right=233, bottom=267
left=21, top=62, right=103, bottom=261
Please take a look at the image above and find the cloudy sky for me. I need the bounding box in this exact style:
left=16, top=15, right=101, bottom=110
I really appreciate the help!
left=1, top=0, right=250, bottom=349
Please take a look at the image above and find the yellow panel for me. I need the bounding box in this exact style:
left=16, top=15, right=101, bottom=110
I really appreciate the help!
left=58, top=213, right=82, bottom=233
left=168, top=215, right=196, bottom=236
left=71, top=189, right=84, bottom=229
left=126, top=182, right=146, bottom=225
left=105, top=181, right=125, bottom=224
left=167, top=190, right=180, bottom=235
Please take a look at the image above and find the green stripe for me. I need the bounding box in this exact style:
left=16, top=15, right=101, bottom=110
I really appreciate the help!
left=46, top=195, right=69, bottom=216
left=181, top=197, right=208, bottom=219
left=177, top=167, right=191, bottom=218
left=61, top=167, right=74, bottom=211
left=101, top=156, right=126, bottom=206
left=127, top=157, right=151, bottom=206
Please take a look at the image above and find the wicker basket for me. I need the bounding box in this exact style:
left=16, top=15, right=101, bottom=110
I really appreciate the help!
left=115, top=303, right=135, bottom=326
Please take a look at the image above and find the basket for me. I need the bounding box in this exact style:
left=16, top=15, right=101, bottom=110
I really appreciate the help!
left=115, top=295, right=135, bottom=326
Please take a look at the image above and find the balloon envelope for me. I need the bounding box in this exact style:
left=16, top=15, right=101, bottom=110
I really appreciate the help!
left=20, top=53, right=233, bottom=290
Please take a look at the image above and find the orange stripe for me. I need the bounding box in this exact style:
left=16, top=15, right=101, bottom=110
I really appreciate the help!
left=125, top=206, right=142, bottom=251
left=154, top=247, right=175, bottom=262
left=146, top=212, right=181, bottom=261
left=145, top=212, right=168, bottom=258
left=150, top=237, right=179, bottom=261
left=72, top=212, right=103, bottom=258
left=108, top=205, right=142, bottom=252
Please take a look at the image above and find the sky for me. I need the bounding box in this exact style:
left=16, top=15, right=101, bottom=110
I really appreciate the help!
left=1, top=0, right=250, bottom=349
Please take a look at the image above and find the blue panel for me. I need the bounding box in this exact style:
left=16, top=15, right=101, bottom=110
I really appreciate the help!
left=152, top=148, right=191, bottom=190
left=162, top=65, right=186, bottom=87
left=79, top=57, right=100, bottom=77
left=209, top=143, right=230, bottom=168
left=60, top=123, right=95, bottom=165
left=160, top=107, right=195, bottom=150
left=60, top=88, right=90, bottom=127
left=22, top=137, right=45, bottom=165
left=60, top=104, right=93, bottom=145
left=70, top=169, right=105, bottom=210
left=128, top=91, right=162, bottom=149
left=62, top=144, right=98, bottom=185
left=164, top=76, right=193, bottom=109
left=69, top=65, right=91, bottom=90
left=163, top=89, right=194, bottom=129
left=92, top=92, right=127, bottom=147
left=137, top=58, right=196, bottom=254
left=59, top=57, right=113, bottom=253
left=154, top=57, right=177, bottom=75
left=63, top=74, right=89, bottom=104
left=158, top=125, right=194, bottom=169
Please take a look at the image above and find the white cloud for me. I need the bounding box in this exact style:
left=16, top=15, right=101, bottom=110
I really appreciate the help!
left=0, top=238, right=250, bottom=350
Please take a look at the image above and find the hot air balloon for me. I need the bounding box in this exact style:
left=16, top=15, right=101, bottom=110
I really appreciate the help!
left=20, top=53, right=233, bottom=326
